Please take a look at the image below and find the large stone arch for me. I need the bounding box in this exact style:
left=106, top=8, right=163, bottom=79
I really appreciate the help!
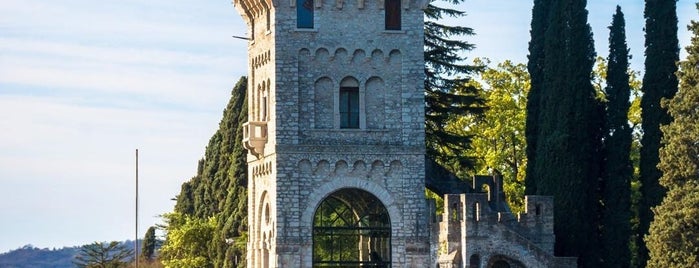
left=300, top=178, right=404, bottom=265
left=312, top=188, right=391, bottom=266
left=301, top=178, right=402, bottom=228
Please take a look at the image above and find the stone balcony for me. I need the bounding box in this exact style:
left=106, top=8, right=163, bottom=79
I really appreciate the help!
left=243, top=121, right=267, bottom=158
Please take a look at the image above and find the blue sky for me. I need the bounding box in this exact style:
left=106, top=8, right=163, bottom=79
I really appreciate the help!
left=0, top=0, right=694, bottom=253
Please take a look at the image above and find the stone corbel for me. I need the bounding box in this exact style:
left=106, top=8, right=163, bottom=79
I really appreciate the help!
left=378, top=0, right=384, bottom=9
left=315, top=0, right=322, bottom=8
left=358, top=0, right=364, bottom=9
left=336, top=0, right=343, bottom=9
left=290, top=0, right=295, bottom=7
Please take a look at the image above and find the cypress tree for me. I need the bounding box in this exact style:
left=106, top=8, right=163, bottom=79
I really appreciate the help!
left=141, top=226, right=157, bottom=261
left=600, top=6, right=632, bottom=267
left=424, top=0, right=485, bottom=171
left=646, top=11, right=699, bottom=267
left=169, top=76, right=248, bottom=268
left=524, top=0, right=551, bottom=195
left=527, top=0, right=603, bottom=266
left=638, top=0, right=679, bottom=265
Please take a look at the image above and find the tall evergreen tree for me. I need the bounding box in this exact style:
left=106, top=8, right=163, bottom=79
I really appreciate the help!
left=424, top=0, right=485, bottom=172
left=526, top=0, right=603, bottom=266
left=600, top=6, right=632, bottom=267
left=141, top=226, right=157, bottom=262
left=646, top=15, right=699, bottom=264
left=169, top=77, right=248, bottom=268
left=524, top=0, right=551, bottom=195
left=638, top=0, right=679, bottom=265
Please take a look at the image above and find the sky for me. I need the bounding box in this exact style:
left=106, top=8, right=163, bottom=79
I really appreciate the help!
left=0, top=0, right=695, bottom=254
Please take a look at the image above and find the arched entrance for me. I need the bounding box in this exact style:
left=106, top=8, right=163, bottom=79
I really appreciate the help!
left=312, top=188, right=391, bottom=267
left=487, top=255, right=525, bottom=268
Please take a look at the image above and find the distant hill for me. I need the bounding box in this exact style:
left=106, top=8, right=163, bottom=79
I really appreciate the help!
left=0, top=245, right=78, bottom=268
left=0, top=240, right=156, bottom=268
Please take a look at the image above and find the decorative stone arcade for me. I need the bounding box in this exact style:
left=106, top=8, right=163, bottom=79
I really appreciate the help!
left=235, top=0, right=432, bottom=267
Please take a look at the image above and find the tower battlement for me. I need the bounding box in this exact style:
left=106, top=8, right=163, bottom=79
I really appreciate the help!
left=434, top=175, right=576, bottom=268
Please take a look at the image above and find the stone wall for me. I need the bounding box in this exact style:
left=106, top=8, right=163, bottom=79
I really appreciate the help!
left=237, top=0, right=431, bottom=267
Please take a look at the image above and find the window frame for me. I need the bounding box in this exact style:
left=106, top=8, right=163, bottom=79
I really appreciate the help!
left=339, top=86, right=360, bottom=129
left=297, top=0, right=314, bottom=29
left=385, top=0, right=401, bottom=30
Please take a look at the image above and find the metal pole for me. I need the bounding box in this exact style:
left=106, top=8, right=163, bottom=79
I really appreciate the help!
left=135, top=149, right=139, bottom=268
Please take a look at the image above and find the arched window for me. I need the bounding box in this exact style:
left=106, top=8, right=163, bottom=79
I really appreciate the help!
left=385, top=0, right=401, bottom=30
left=313, top=188, right=391, bottom=267
left=339, top=78, right=359, bottom=129
left=297, top=0, right=314, bottom=28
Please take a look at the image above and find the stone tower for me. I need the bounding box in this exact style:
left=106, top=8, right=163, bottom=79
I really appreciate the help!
left=236, top=0, right=431, bottom=266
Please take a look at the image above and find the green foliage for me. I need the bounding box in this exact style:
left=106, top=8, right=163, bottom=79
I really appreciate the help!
left=424, top=0, right=485, bottom=172
left=600, top=6, right=632, bottom=267
left=638, top=0, right=679, bottom=265
left=525, top=0, right=604, bottom=266
left=141, top=226, right=157, bottom=262
left=450, top=58, right=528, bottom=213
left=159, top=213, right=216, bottom=268
left=645, top=182, right=699, bottom=268
left=524, top=0, right=551, bottom=195
left=646, top=10, right=699, bottom=267
left=168, top=77, right=248, bottom=268
left=73, top=241, right=133, bottom=268
left=657, top=16, right=699, bottom=190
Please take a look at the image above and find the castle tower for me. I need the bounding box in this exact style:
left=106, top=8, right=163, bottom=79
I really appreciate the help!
left=235, top=0, right=431, bottom=267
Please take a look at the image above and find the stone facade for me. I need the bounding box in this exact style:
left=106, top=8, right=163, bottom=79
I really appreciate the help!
left=235, top=0, right=577, bottom=267
left=237, top=0, right=431, bottom=267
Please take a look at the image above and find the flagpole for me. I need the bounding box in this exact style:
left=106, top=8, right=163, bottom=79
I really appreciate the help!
left=135, top=149, right=139, bottom=268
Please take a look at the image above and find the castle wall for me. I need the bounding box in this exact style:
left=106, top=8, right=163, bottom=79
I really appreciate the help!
left=434, top=192, right=577, bottom=268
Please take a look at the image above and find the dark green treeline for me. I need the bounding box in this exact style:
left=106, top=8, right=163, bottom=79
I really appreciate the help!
left=173, top=77, right=248, bottom=268
left=600, top=6, right=632, bottom=267
left=638, top=0, right=679, bottom=265
left=525, top=0, right=604, bottom=266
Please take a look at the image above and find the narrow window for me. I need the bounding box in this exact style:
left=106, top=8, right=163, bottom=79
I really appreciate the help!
left=297, top=0, right=314, bottom=28
left=470, top=254, right=481, bottom=268
left=340, top=87, right=359, bottom=128
left=266, top=9, right=271, bottom=31
left=385, top=0, right=401, bottom=30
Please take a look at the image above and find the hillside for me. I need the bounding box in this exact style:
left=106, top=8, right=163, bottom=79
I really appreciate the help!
left=0, top=245, right=78, bottom=268
left=0, top=240, right=154, bottom=268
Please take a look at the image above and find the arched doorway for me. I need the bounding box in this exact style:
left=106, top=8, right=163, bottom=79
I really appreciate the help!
left=487, top=255, right=524, bottom=268
left=313, top=188, right=391, bottom=267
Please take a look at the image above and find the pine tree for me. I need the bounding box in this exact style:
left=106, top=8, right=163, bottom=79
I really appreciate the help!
left=424, top=0, right=485, bottom=172
left=638, top=0, right=679, bottom=265
left=73, top=241, right=133, bottom=268
left=600, top=6, right=632, bottom=267
left=526, top=0, right=603, bottom=266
